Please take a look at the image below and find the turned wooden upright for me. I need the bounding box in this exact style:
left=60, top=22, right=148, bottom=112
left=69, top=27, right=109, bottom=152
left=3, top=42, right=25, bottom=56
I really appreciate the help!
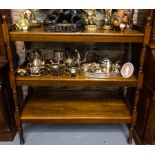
left=2, top=15, right=24, bottom=144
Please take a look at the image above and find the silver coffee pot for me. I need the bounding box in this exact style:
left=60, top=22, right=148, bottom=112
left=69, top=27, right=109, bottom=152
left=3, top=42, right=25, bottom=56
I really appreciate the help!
left=26, top=48, right=45, bottom=76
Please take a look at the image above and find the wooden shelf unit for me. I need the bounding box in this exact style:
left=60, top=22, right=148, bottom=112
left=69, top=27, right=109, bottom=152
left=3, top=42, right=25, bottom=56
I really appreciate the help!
left=1, top=13, right=152, bottom=144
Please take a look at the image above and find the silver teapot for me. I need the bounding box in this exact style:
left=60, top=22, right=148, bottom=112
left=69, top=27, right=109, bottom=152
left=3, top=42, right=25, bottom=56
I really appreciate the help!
left=46, top=60, right=64, bottom=76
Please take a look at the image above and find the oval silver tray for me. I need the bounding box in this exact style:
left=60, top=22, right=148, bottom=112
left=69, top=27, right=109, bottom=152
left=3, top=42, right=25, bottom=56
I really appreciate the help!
left=81, top=71, right=120, bottom=79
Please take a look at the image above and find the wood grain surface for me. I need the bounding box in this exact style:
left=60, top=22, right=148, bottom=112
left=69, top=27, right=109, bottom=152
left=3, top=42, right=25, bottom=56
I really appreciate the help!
left=21, top=90, right=131, bottom=123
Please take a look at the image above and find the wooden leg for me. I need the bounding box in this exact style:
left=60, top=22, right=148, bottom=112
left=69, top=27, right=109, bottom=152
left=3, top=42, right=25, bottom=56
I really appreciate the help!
left=128, top=127, right=133, bottom=144
left=128, top=109, right=137, bottom=144
left=18, top=122, right=24, bottom=144
left=128, top=106, right=137, bottom=144
left=128, top=121, right=136, bottom=144
left=15, top=86, right=25, bottom=144
left=13, top=89, right=25, bottom=144
left=15, top=113, right=24, bottom=144
left=128, top=44, right=147, bottom=144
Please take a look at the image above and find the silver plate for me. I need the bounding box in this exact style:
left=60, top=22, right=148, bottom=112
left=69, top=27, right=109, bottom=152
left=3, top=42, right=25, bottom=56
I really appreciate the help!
left=121, top=62, right=134, bottom=79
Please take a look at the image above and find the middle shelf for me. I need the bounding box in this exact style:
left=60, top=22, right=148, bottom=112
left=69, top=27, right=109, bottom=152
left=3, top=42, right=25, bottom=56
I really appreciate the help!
left=16, top=74, right=137, bottom=87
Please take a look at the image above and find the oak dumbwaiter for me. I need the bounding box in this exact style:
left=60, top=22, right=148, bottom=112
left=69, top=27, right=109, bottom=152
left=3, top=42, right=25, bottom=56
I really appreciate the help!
left=1, top=11, right=152, bottom=144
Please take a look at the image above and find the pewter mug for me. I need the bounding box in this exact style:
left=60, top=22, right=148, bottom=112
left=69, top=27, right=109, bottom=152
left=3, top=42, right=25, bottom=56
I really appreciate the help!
left=53, top=50, right=64, bottom=64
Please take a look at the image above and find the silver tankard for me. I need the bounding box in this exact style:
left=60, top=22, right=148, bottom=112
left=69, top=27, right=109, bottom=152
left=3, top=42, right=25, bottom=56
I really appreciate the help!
left=100, top=58, right=112, bottom=74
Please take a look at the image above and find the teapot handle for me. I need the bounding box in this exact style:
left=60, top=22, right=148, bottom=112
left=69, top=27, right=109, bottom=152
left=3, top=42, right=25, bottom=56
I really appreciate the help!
left=45, top=64, right=51, bottom=71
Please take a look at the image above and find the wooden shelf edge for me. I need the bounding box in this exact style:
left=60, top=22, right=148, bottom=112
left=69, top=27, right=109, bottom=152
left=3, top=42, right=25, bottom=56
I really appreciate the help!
left=9, top=25, right=144, bottom=43
left=21, top=117, right=131, bottom=124
left=16, top=74, right=137, bottom=87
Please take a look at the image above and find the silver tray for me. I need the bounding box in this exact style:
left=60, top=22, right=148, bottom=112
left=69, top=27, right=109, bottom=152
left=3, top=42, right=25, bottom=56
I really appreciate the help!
left=81, top=71, right=120, bottom=79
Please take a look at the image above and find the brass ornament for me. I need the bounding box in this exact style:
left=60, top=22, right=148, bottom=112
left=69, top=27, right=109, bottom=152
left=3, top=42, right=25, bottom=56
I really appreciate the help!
left=15, top=9, right=40, bottom=31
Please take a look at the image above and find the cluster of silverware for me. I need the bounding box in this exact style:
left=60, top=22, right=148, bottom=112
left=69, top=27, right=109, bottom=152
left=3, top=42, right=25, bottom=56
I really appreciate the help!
left=81, top=59, right=120, bottom=74
left=80, top=59, right=121, bottom=78
left=17, top=48, right=88, bottom=77
left=17, top=48, right=134, bottom=79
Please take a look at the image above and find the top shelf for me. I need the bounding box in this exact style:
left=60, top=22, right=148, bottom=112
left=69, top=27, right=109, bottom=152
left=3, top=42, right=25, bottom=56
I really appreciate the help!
left=9, top=25, right=144, bottom=43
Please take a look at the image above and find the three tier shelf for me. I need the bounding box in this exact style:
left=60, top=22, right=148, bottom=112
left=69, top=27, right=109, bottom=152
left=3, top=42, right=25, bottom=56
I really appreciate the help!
left=1, top=12, right=152, bottom=144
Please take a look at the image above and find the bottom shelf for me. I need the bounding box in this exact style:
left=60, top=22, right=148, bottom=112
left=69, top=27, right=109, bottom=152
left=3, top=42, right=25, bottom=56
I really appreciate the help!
left=21, top=90, right=132, bottom=123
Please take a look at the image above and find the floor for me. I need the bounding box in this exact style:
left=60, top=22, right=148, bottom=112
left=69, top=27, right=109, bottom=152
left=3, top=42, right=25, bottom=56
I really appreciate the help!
left=0, top=123, right=135, bottom=145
